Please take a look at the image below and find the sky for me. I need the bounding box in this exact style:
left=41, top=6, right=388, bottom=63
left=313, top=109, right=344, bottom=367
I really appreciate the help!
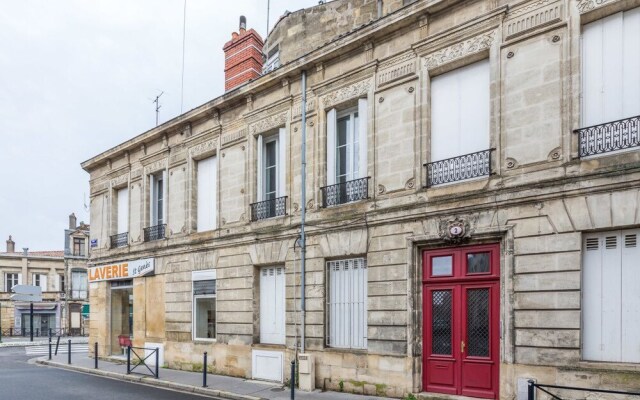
left=0, top=0, right=320, bottom=252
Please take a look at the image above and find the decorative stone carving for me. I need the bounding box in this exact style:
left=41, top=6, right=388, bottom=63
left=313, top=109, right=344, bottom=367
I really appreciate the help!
left=548, top=147, right=562, bottom=161
left=377, top=184, right=386, bottom=195
left=438, top=217, right=472, bottom=244
left=131, top=169, right=142, bottom=180
left=110, top=174, right=128, bottom=188
left=292, top=96, right=316, bottom=118
left=364, top=41, right=374, bottom=62
left=423, top=30, right=496, bottom=70
left=249, top=112, right=288, bottom=135
left=322, top=79, right=372, bottom=109
left=189, top=139, right=218, bottom=159
left=378, top=59, right=416, bottom=87
left=577, top=0, right=612, bottom=13
left=506, top=157, right=518, bottom=169
left=405, top=178, right=416, bottom=190
left=505, top=0, right=563, bottom=39
left=144, top=158, right=168, bottom=174
left=222, top=129, right=247, bottom=145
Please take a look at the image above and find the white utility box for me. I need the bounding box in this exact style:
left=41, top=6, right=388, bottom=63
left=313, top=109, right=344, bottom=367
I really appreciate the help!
left=298, top=353, right=315, bottom=391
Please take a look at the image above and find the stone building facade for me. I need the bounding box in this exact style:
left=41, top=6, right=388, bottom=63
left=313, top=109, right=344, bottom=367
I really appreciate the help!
left=63, top=213, right=91, bottom=335
left=82, top=0, right=640, bottom=398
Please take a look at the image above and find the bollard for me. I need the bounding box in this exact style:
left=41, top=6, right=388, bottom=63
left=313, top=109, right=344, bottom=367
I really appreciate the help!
left=94, top=342, right=98, bottom=369
left=126, top=346, right=131, bottom=374
left=48, top=337, right=52, bottom=360
left=202, top=352, right=208, bottom=387
left=155, top=348, right=159, bottom=379
left=527, top=380, right=535, bottom=400
left=67, top=340, right=71, bottom=364
left=290, top=360, right=296, bottom=400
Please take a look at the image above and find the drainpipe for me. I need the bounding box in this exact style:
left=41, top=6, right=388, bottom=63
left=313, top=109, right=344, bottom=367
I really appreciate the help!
left=300, top=70, right=307, bottom=354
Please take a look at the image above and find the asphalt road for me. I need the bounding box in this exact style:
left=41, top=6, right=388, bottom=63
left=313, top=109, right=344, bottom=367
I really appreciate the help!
left=0, top=346, right=219, bottom=400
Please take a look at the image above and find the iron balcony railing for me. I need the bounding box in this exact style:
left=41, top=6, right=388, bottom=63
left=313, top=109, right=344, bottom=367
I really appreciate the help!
left=425, top=149, right=492, bottom=187
left=321, top=177, right=370, bottom=207
left=528, top=380, right=640, bottom=400
left=250, top=196, right=287, bottom=221
left=576, top=115, right=640, bottom=158
left=110, top=232, right=128, bottom=249
left=144, top=224, right=166, bottom=242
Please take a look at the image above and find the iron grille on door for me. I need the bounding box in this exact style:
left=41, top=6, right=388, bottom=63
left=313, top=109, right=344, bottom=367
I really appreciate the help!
left=327, top=258, right=367, bottom=349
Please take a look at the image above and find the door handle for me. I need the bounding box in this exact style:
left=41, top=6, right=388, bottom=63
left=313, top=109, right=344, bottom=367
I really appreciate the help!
left=461, top=341, right=465, bottom=353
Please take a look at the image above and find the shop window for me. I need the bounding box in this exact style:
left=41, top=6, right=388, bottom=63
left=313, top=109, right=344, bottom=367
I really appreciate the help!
left=110, top=280, right=133, bottom=355
left=327, top=258, right=367, bottom=349
left=193, top=270, right=216, bottom=340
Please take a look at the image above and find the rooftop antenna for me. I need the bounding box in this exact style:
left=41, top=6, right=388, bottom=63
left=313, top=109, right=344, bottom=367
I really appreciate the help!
left=266, top=0, right=270, bottom=37
left=152, top=91, right=164, bottom=126
left=180, top=0, right=187, bottom=113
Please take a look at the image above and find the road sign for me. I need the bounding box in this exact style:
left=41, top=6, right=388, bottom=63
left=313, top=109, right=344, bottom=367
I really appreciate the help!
left=10, top=293, right=42, bottom=302
left=11, top=285, right=42, bottom=296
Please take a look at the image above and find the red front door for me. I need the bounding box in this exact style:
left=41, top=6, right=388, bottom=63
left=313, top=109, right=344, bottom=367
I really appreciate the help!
left=422, top=244, right=500, bottom=399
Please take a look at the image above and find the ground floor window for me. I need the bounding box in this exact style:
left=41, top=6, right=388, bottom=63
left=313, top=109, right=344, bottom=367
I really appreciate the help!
left=192, top=270, right=216, bottom=340
left=327, top=258, right=367, bottom=349
left=110, top=280, right=133, bottom=354
left=259, top=266, right=285, bottom=344
left=21, top=313, right=56, bottom=333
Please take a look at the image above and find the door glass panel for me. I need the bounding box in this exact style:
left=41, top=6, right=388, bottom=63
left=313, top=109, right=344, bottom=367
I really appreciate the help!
left=467, top=288, right=490, bottom=357
left=432, top=290, right=452, bottom=355
left=432, top=256, right=453, bottom=276
left=467, top=253, right=490, bottom=274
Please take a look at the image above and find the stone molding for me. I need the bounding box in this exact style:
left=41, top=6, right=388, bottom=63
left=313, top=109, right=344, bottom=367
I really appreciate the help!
left=321, top=79, right=372, bottom=109
left=110, top=173, right=128, bottom=189
left=377, top=58, right=417, bottom=87
left=144, top=158, right=168, bottom=175
left=577, top=0, right=614, bottom=13
left=423, top=30, right=497, bottom=70
left=249, top=111, right=288, bottom=135
left=505, top=0, right=563, bottom=39
left=292, top=96, right=316, bottom=118
left=188, top=138, right=219, bottom=159
left=222, top=129, right=247, bottom=146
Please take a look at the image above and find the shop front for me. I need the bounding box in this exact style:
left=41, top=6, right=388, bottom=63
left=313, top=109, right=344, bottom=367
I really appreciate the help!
left=14, top=303, right=60, bottom=335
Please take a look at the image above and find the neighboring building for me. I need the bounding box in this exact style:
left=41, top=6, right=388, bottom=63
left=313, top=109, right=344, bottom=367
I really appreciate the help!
left=82, top=0, right=640, bottom=399
left=63, top=213, right=91, bottom=335
left=0, top=237, right=65, bottom=335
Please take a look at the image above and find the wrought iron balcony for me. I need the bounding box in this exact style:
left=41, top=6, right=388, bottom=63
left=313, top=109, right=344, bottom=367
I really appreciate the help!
left=321, top=177, right=370, bottom=207
left=250, top=196, right=287, bottom=221
left=425, top=149, right=492, bottom=187
left=144, top=224, right=166, bottom=242
left=576, top=115, right=640, bottom=158
left=110, top=232, right=128, bottom=249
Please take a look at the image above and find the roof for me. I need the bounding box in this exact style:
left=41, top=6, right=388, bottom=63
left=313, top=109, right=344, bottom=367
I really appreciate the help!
left=0, top=250, right=65, bottom=258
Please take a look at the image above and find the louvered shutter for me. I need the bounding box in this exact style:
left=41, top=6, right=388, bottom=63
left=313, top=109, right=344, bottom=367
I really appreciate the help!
left=621, top=229, right=640, bottom=362
left=260, top=267, right=285, bottom=344
left=117, top=188, right=129, bottom=234
left=328, top=258, right=367, bottom=349
left=197, top=156, right=217, bottom=232
left=357, top=99, right=368, bottom=179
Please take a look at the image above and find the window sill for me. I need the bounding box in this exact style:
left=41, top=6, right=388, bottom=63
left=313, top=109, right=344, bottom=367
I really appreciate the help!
left=193, top=338, right=217, bottom=344
left=572, top=360, right=640, bottom=373
left=324, top=347, right=368, bottom=354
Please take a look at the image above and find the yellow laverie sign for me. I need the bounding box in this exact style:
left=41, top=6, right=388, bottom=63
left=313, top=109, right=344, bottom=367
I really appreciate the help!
left=89, top=258, right=154, bottom=282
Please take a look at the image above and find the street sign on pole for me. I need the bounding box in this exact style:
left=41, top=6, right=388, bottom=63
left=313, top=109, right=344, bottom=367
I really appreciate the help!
left=10, top=285, right=43, bottom=342
left=9, top=293, right=42, bottom=302
left=11, top=285, right=42, bottom=296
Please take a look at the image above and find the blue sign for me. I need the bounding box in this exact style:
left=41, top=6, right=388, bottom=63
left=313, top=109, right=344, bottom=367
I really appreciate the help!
left=90, top=239, right=98, bottom=248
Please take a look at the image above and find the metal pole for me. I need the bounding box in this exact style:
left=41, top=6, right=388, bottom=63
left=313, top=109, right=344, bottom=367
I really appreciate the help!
left=0, top=302, right=3, bottom=343
left=528, top=380, right=535, bottom=400
left=30, top=302, right=34, bottom=342
left=155, top=348, right=159, bottom=379
left=55, top=335, right=61, bottom=355
left=300, top=69, right=307, bottom=354
left=202, top=352, right=207, bottom=387
left=126, top=346, right=131, bottom=374
left=94, top=342, right=98, bottom=369
left=48, top=336, right=52, bottom=360
left=67, top=339, right=71, bottom=364
left=290, top=360, right=295, bottom=399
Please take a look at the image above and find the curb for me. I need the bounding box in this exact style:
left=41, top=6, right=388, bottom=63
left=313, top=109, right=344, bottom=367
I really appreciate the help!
left=36, top=359, right=262, bottom=400
left=0, top=338, right=89, bottom=348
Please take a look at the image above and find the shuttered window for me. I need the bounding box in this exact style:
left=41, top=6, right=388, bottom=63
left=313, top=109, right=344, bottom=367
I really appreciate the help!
left=257, top=128, right=287, bottom=201
left=326, top=99, right=368, bottom=186
left=583, top=229, right=640, bottom=363
left=149, top=171, right=167, bottom=226
left=260, top=267, right=285, bottom=344
left=582, top=8, right=640, bottom=127
left=430, top=59, right=490, bottom=162
left=197, top=156, right=217, bottom=232
left=327, top=258, right=367, bottom=349
left=33, top=273, right=47, bottom=292
left=116, top=187, right=129, bottom=234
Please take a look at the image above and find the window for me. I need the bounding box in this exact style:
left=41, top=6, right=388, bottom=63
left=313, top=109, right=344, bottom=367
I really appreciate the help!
left=582, top=8, right=640, bottom=127
left=253, top=128, right=287, bottom=220
left=116, top=187, right=129, bottom=234
left=327, top=258, right=367, bottom=349
left=583, top=229, right=640, bottom=363
left=5, top=273, right=21, bottom=292
left=192, top=270, right=216, bottom=340
left=59, top=274, right=65, bottom=293
left=263, top=44, right=280, bottom=74
left=73, top=237, right=85, bottom=257
left=260, top=267, right=285, bottom=344
left=196, top=156, right=217, bottom=232
left=33, top=273, right=47, bottom=291
left=71, top=271, right=88, bottom=299
left=149, top=171, right=167, bottom=227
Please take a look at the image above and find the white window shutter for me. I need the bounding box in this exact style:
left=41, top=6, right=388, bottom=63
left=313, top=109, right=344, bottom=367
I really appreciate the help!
left=326, top=108, right=337, bottom=185
left=257, top=135, right=264, bottom=202
left=278, top=127, right=287, bottom=197
left=621, top=229, right=640, bottom=362
left=57, top=275, right=62, bottom=292
left=197, top=157, right=216, bottom=232
left=18, top=273, right=22, bottom=285
left=117, top=188, right=129, bottom=234
left=622, top=8, right=640, bottom=119
left=162, top=169, right=168, bottom=225
left=358, top=98, right=368, bottom=179
left=149, top=175, right=156, bottom=226
left=41, top=275, right=48, bottom=292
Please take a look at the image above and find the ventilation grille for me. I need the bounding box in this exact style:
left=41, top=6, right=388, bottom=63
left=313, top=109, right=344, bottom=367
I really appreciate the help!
left=625, top=234, right=637, bottom=248
left=605, top=236, right=617, bottom=249
left=586, top=238, right=599, bottom=250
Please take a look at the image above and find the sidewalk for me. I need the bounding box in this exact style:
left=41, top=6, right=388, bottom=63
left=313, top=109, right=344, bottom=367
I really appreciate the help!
left=37, top=352, right=396, bottom=400
left=0, top=336, right=88, bottom=347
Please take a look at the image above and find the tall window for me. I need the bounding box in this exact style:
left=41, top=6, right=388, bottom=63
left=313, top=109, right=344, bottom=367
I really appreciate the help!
left=150, top=172, right=167, bottom=227
left=116, top=187, right=129, bottom=234
left=33, top=273, right=47, bottom=291
left=196, top=156, right=217, bottom=232
left=192, top=270, right=216, bottom=340
left=582, top=8, right=640, bottom=127
left=59, top=274, right=65, bottom=293
left=260, top=266, right=285, bottom=344
left=257, top=128, right=286, bottom=202
left=71, top=271, right=88, bottom=299
left=5, top=273, right=21, bottom=292
left=326, top=99, right=368, bottom=186
left=73, top=238, right=85, bottom=257
left=583, top=229, right=640, bottom=363
left=430, top=59, right=490, bottom=163
left=327, top=258, right=367, bottom=349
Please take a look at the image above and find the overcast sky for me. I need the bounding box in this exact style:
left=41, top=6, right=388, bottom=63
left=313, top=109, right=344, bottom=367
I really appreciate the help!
left=0, top=0, right=319, bottom=251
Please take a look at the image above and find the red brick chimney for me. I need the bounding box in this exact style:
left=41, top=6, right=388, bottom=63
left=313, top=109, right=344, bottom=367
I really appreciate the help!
left=223, top=16, right=264, bottom=91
